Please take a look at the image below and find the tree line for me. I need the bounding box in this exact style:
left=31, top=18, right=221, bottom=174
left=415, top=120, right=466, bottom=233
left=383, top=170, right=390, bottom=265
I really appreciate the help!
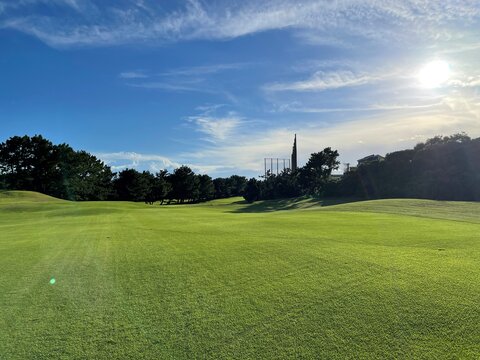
left=334, top=133, right=480, bottom=201
left=244, top=133, right=480, bottom=202
left=1, top=133, right=478, bottom=203
left=0, top=135, right=246, bottom=203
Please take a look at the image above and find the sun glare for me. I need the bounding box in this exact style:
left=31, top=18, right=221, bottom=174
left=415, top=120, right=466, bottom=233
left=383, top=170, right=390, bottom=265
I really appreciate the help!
left=417, top=60, right=450, bottom=88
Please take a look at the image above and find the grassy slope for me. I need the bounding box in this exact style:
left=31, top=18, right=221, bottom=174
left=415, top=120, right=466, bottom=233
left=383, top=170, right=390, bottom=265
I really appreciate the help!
left=1, top=192, right=480, bottom=359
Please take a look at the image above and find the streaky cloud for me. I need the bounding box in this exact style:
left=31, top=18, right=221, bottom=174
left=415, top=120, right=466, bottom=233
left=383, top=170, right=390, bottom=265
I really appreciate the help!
left=275, top=101, right=444, bottom=113
left=158, top=63, right=251, bottom=77
left=1, top=0, right=479, bottom=48
left=264, top=70, right=378, bottom=92
left=119, top=70, right=148, bottom=79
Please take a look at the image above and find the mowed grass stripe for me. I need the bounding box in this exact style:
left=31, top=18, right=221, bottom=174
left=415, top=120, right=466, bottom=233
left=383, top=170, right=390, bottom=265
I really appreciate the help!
left=1, top=191, right=480, bottom=359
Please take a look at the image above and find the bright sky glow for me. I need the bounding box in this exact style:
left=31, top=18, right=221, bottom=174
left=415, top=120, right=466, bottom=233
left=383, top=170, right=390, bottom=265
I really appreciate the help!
left=0, top=1, right=479, bottom=177
left=418, top=60, right=451, bottom=88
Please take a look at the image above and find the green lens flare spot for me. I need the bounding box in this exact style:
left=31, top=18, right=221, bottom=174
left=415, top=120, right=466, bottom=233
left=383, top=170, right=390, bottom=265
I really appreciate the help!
left=49, top=278, right=56, bottom=285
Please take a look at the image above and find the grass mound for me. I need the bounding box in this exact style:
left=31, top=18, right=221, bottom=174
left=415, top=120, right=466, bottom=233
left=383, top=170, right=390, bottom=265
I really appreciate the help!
left=0, top=190, right=65, bottom=202
left=232, top=196, right=480, bottom=223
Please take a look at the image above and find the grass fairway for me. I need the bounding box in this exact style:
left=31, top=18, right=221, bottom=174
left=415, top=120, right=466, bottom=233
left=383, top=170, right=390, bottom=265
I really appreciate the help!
left=1, top=191, right=480, bottom=359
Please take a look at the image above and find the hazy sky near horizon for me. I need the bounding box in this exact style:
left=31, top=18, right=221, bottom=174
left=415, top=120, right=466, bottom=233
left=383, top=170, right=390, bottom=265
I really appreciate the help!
left=1, top=0, right=479, bottom=177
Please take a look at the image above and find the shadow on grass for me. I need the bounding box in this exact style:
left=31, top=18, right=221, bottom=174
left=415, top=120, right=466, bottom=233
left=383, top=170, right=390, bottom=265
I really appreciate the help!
left=230, top=197, right=362, bottom=213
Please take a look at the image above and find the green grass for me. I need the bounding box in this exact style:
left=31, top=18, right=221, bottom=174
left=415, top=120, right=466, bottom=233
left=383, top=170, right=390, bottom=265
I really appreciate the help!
left=1, top=191, right=480, bottom=359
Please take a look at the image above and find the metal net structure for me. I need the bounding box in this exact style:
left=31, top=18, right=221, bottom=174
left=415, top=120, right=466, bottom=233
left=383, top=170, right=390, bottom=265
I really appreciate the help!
left=263, top=157, right=291, bottom=178
left=262, top=135, right=297, bottom=178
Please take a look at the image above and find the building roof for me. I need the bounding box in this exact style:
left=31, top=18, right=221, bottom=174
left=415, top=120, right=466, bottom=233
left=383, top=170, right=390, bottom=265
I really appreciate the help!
left=357, top=154, right=385, bottom=164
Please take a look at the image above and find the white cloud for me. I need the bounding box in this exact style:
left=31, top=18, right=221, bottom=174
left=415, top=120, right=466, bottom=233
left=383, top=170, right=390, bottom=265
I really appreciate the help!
left=264, top=70, right=378, bottom=92
left=96, top=151, right=180, bottom=172
left=184, top=105, right=251, bottom=143
left=1, top=0, right=479, bottom=48
left=448, top=74, right=480, bottom=88
left=96, top=150, right=235, bottom=176
left=190, top=116, right=242, bottom=142
left=184, top=106, right=243, bottom=141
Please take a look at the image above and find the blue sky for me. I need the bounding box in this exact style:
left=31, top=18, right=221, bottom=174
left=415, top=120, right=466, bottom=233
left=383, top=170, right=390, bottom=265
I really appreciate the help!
left=1, top=0, right=479, bottom=177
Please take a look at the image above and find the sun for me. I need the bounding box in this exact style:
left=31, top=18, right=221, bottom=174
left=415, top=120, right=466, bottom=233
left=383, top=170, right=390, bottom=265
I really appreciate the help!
left=417, top=60, right=450, bottom=88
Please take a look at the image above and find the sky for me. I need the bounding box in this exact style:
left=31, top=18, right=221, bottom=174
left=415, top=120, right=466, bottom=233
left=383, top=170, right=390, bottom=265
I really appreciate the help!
left=0, top=0, right=479, bottom=177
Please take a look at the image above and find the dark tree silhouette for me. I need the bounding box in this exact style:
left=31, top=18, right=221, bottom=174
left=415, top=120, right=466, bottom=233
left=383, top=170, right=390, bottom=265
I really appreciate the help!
left=0, top=135, right=58, bottom=194
left=213, top=175, right=247, bottom=198
left=196, top=174, right=215, bottom=202
left=56, top=146, right=114, bottom=200
left=334, top=134, right=480, bottom=201
left=169, top=166, right=199, bottom=203
left=0, top=135, right=113, bottom=200
left=244, top=178, right=261, bottom=203
left=299, top=147, right=340, bottom=195
left=113, top=169, right=153, bottom=202
left=149, top=170, right=171, bottom=205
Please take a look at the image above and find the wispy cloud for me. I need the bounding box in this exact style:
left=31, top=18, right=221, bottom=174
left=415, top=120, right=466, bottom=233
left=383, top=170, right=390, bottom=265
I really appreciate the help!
left=1, top=0, right=479, bottom=48
left=121, top=62, right=247, bottom=97
left=264, top=70, right=378, bottom=92
left=290, top=59, right=359, bottom=73
left=57, top=0, right=82, bottom=11
left=128, top=81, right=211, bottom=93
left=119, top=70, right=148, bottom=79
left=273, top=101, right=444, bottom=113
left=448, top=74, right=480, bottom=88
left=186, top=106, right=245, bottom=143
left=0, top=0, right=83, bottom=12
left=158, top=63, right=250, bottom=77
left=189, top=116, right=243, bottom=142
left=293, top=31, right=353, bottom=48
